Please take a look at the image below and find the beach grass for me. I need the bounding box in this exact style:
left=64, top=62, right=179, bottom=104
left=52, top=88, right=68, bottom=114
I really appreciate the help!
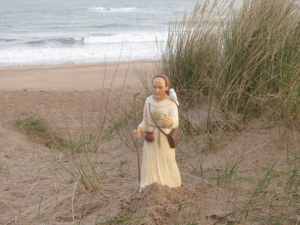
left=12, top=115, right=68, bottom=150
left=161, top=0, right=300, bottom=127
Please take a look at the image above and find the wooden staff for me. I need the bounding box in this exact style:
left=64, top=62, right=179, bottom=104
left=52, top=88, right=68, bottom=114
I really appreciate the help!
left=134, top=92, right=141, bottom=185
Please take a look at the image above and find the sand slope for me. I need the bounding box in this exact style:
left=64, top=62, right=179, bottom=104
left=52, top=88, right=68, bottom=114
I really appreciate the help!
left=1, top=62, right=299, bottom=224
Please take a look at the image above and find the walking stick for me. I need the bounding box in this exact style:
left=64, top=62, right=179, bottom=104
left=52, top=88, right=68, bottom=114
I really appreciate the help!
left=134, top=92, right=141, bottom=185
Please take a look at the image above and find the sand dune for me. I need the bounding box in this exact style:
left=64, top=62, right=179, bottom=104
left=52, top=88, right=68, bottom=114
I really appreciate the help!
left=1, top=61, right=299, bottom=224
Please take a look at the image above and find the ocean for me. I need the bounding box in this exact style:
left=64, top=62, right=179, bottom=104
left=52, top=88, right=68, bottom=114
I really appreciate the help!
left=0, top=0, right=203, bottom=67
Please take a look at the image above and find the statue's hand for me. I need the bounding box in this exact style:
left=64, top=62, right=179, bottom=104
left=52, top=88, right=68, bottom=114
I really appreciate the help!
left=133, top=128, right=143, bottom=138
left=163, top=114, right=173, bottom=127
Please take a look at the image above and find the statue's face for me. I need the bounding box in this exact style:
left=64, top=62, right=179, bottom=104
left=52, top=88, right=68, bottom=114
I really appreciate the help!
left=152, top=77, right=169, bottom=100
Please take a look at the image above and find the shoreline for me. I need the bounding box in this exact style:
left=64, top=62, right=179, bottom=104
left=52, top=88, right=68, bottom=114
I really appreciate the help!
left=0, top=60, right=155, bottom=91
left=0, top=57, right=157, bottom=68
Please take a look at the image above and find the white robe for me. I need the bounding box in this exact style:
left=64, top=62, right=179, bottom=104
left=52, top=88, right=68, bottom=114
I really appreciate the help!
left=138, top=95, right=182, bottom=188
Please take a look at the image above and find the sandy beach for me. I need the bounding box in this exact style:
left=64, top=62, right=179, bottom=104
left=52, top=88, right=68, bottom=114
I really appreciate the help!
left=0, top=61, right=154, bottom=91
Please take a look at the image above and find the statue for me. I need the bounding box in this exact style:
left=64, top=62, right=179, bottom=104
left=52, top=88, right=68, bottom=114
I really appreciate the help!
left=133, top=74, right=182, bottom=188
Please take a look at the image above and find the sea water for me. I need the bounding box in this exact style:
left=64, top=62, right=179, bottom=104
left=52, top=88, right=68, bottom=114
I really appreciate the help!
left=0, top=0, right=205, bottom=67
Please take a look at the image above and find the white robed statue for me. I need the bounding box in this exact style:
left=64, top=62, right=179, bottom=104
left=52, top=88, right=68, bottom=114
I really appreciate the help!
left=133, top=74, right=181, bottom=188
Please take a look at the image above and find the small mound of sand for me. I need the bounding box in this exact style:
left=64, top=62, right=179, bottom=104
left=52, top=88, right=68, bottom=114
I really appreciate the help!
left=122, top=183, right=204, bottom=224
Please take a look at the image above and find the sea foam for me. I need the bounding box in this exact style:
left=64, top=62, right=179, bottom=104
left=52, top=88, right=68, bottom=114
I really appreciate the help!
left=0, top=40, right=162, bottom=66
left=82, top=32, right=167, bottom=44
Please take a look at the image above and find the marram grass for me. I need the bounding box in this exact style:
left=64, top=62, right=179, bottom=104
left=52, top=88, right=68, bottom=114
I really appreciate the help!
left=160, top=0, right=300, bottom=127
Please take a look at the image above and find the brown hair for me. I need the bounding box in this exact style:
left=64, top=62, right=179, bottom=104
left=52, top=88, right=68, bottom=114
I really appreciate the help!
left=152, top=74, right=171, bottom=94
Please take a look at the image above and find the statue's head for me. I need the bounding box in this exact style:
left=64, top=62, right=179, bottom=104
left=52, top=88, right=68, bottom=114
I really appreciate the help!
left=152, top=74, right=170, bottom=100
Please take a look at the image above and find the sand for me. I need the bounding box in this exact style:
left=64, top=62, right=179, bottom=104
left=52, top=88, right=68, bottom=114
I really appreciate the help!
left=0, top=61, right=154, bottom=91
left=0, top=60, right=154, bottom=133
left=0, top=61, right=299, bottom=224
left=0, top=61, right=150, bottom=224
